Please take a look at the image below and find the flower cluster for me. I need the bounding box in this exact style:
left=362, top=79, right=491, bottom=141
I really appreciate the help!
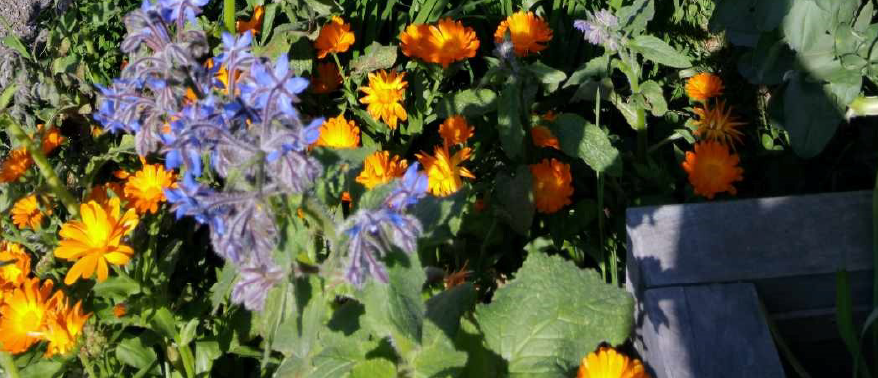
left=0, top=125, right=65, bottom=183
left=0, top=242, right=91, bottom=357
left=574, top=9, right=622, bottom=51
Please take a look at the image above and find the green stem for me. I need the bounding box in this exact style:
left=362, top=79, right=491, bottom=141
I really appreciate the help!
left=223, top=0, right=236, bottom=34
left=0, top=352, right=20, bottom=378
left=5, top=117, right=79, bottom=218
left=758, top=297, right=812, bottom=378
left=179, top=344, right=196, bottom=378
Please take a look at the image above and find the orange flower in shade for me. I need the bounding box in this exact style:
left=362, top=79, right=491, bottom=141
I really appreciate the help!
left=40, top=292, right=90, bottom=357
left=444, top=261, right=470, bottom=290
left=39, top=126, right=66, bottom=155
left=416, top=144, right=475, bottom=197
left=312, top=114, right=360, bottom=148
left=86, top=182, right=126, bottom=206
left=541, top=111, right=557, bottom=122
left=311, top=62, right=342, bottom=94
left=693, top=100, right=745, bottom=147
left=54, top=197, right=139, bottom=285
left=356, top=151, right=409, bottom=189
left=399, top=19, right=480, bottom=67
left=113, top=303, right=127, bottom=318
left=531, top=126, right=560, bottom=150
left=0, top=277, right=53, bottom=354
left=0, top=242, right=31, bottom=288
left=236, top=5, right=264, bottom=35
left=685, top=72, right=724, bottom=102
left=11, top=195, right=43, bottom=230
left=577, top=347, right=650, bottom=378
left=341, top=191, right=352, bottom=204
left=91, top=125, right=103, bottom=138
left=494, top=11, right=553, bottom=57
left=359, top=70, right=408, bottom=129
left=314, top=16, right=356, bottom=59
left=124, top=163, right=177, bottom=214
left=438, top=115, right=474, bottom=145
left=681, top=141, right=744, bottom=199
left=0, top=148, right=33, bottom=183
left=530, top=158, right=573, bottom=214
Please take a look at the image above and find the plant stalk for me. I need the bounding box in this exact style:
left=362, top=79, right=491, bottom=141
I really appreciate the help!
left=223, top=0, right=236, bottom=34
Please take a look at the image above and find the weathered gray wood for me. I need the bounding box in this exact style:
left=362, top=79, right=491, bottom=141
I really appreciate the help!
left=626, top=191, right=872, bottom=291
left=637, top=283, right=785, bottom=378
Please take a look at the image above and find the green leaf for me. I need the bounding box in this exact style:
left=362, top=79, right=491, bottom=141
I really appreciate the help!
left=279, top=332, right=378, bottom=378
left=150, top=307, right=179, bottom=342
left=273, top=276, right=327, bottom=358
left=474, top=253, right=634, bottom=376
left=455, top=317, right=507, bottom=377
left=180, top=319, right=199, bottom=347
left=410, top=321, right=468, bottom=378
left=564, top=55, right=610, bottom=89
left=254, top=31, right=300, bottom=61
left=782, top=0, right=834, bottom=54
left=553, top=114, right=622, bottom=176
left=781, top=73, right=843, bottom=158
left=0, top=84, right=16, bottom=110
left=638, top=80, right=667, bottom=116
left=117, top=335, right=159, bottom=370
left=52, top=55, right=79, bottom=75
left=435, top=89, right=498, bottom=118
left=425, top=283, right=476, bottom=339
left=836, top=270, right=873, bottom=378
left=629, top=35, right=692, bottom=68
left=493, top=166, right=534, bottom=235
left=349, top=359, right=397, bottom=378
left=709, top=0, right=791, bottom=47
left=1, top=34, right=32, bottom=61
left=737, top=30, right=795, bottom=85
left=526, top=62, right=567, bottom=93
left=616, top=0, right=654, bottom=35
left=359, top=251, right=426, bottom=356
left=19, top=360, right=63, bottom=378
left=92, top=275, right=141, bottom=301
left=210, top=262, right=237, bottom=311
left=350, top=43, right=398, bottom=77
left=195, top=341, right=222, bottom=376
left=497, top=81, right=524, bottom=160
left=411, top=190, right=468, bottom=246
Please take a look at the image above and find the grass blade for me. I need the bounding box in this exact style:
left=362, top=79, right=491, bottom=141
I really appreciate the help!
left=837, top=270, right=873, bottom=378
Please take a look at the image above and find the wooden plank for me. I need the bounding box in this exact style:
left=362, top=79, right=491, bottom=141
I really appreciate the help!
left=637, top=283, right=785, bottom=378
left=626, top=191, right=872, bottom=291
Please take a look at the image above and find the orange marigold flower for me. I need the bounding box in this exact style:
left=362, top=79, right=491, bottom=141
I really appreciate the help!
left=530, top=158, right=573, bottom=214
left=0, top=148, right=33, bottom=183
left=236, top=6, right=264, bottom=35
left=124, top=163, right=177, bottom=214
left=531, top=126, right=560, bottom=150
left=577, top=347, right=650, bottom=378
left=313, top=114, right=361, bottom=149
left=0, top=242, right=31, bottom=288
left=681, top=141, right=744, bottom=199
left=86, top=182, right=125, bottom=206
left=0, top=277, right=53, bottom=354
left=54, top=197, right=139, bottom=285
left=311, top=62, right=343, bottom=94
left=91, top=125, right=103, bottom=138
left=693, top=100, right=746, bottom=147
left=416, top=144, right=475, bottom=197
left=685, top=72, right=724, bottom=102
left=356, top=151, right=409, bottom=189
left=341, top=191, right=352, bottom=203
left=541, top=110, right=557, bottom=122
left=113, top=303, right=127, bottom=318
left=439, top=116, right=474, bottom=145
left=494, top=11, right=553, bottom=57
left=40, top=291, right=91, bottom=357
left=359, top=70, right=408, bottom=129
left=399, top=19, right=480, bottom=68
left=314, top=16, right=355, bottom=59
left=39, top=126, right=66, bottom=155
left=11, top=195, right=44, bottom=230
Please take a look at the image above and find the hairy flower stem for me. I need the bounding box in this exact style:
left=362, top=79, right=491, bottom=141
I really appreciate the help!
left=5, top=116, right=80, bottom=218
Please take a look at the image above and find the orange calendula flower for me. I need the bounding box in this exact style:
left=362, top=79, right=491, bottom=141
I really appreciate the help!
left=541, top=111, right=557, bottom=122
left=416, top=144, right=475, bottom=197
left=124, top=163, right=177, bottom=214
left=86, top=182, right=126, bottom=206
left=40, top=292, right=91, bottom=357
left=313, top=114, right=361, bottom=149
left=685, top=72, right=724, bottom=102
left=54, top=197, right=139, bottom=285
left=494, top=11, right=553, bottom=57
left=39, top=126, right=66, bottom=155
left=399, top=19, right=480, bottom=68
left=11, top=195, right=44, bottom=230
left=314, top=16, right=356, bottom=59
left=311, top=62, right=343, bottom=94
left=356, top=151, right=409, bottom=189
left=531, top=126, right=560, bottom=150
left=236, top=5, right=264, bottom=35
left=0, top=242, right=31, bottom=288
left=577, top=347, right=650, bottom=378
left=113, top=303, right=127, bottom=318
left=530, top=158, right=573, bottom=214
left=682, top=141, right=744, bottom=199
left=359, top=70, right=408, bottom=129
left=693, top=100, right=745, bottom=147
left=0, top=148, right=33, bottom=183
left=439, top=115, right=474, bottom=145
left=341, top=191, right=352, bottom=203
left=0, top=277, right=53, bottom=354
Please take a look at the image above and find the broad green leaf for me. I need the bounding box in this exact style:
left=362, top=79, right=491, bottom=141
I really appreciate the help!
left=52, top=55, right=79, bottom=75
left=564, top=55, right=610, bottom=89
left=854, top=0, right=874, bottom=33
left=425, top=283, right=476, bottom=339
left=781, top=73, right=843, bottom=158
left=737, top=30, right=795, bottom=85
left=195, top=341, right=222, bottom=375
left=117, top=335, right=159, bottom=370
left=350, top=43, right=397, bottom=77
left=638, top=80, right=667, bottom=116
left=92, top=275, right=141, bottom=301
left=526, top=62, right=567, bottom=93
left=0, top=84, right=16, bottom=110
left=210, top=263, right=237, bottom=311
left=254, top=31, right=300, bottom=61
left=277, top=332, right=377, bottom=378
left=782, top=0, right=834, bottom=54
left=179, top=319, right=199, bottom=347
left=629, top=35, right=691, bottom=68
left=254, top=281, right=296, bottom=340
left=616, top=0, right=654, bottom=35
left=474, top=253, right=634, bottom=377
left=493, top=166, right=534, bottom=235
left=410, top=321, right=468, bottom=378
left=359, top=251, right=426, bottom=356
left=412, top=190, right=468, bottom=245
left=273, top=276, right=327, bottom=358
left=1, top=34, right=32, bottom=61
left=289, top=38, right=314, bottom=75
left=455, top=317, right=507, bottom=377
left=709, top=0, right=791, bottom=46
left=553, top=114, right=622, bottom=176
left=349, top=358, right=397, bottom=378
left=19, top=360, right=63, bottom=378
left=435, top=89, right=498, bottom=118
left=497, top=81, right=524, bottom=160
left=150, top=307, right=179, bottom=342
